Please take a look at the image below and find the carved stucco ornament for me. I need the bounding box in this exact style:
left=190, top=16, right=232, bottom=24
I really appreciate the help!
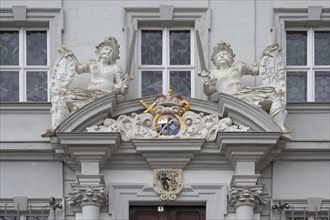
left=200, top=41, right=290, bottom=134
left=86, top=93, right=249, bottom=142
left=67, top=184, right=108, bottom=209
left=41, top=36, right=133, bottom=137
left=153, top=168, right=183, bottom=201
left=228, top=185, right=268, bottom=210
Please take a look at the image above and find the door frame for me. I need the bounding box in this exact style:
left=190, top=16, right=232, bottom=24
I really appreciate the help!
left=129, top=205, right=206, bottom=220
left=109, top=183, right=227, bottom=220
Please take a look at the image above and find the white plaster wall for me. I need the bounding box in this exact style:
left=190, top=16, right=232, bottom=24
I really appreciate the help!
left=286, top=111, right=330, bottom=141
left=1, top=0, right=61, bottom=8
left=273, top=161, right=330, bottom=199
left=0, top=111, right=51, bottom=141
left=102, top=169, right=234, bottom=186
left=0, top=161, right=63, bottom=198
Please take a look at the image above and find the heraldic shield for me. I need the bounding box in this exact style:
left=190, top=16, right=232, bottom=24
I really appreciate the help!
left=153, top=168, right=183, bottom=201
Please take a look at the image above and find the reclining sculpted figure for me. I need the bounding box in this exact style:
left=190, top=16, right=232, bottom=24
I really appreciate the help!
left=200, top=41, right=289, bottom=133
left=49, top=36, right=130, bottom=130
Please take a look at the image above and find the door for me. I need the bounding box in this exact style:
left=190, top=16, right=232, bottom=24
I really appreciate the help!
left=129, top=206, right=205, bottom=220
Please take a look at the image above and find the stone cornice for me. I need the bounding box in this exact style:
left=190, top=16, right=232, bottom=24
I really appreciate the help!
left=132, top=139, right=204, bottom=169
left=51, top=133, right=121, bottom=170
left=286, top=102, right=330, bottom=114
left=56, top=93, right=117, bottom=133
left=0, top=102, right=51, bottom=113
left=217, top=132, right=283, bottom=172
left=218, top=94, right=281, bottom=132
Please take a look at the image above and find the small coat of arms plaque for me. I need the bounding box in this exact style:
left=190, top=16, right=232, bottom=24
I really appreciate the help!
left=153, top=168, right=183, bottom=201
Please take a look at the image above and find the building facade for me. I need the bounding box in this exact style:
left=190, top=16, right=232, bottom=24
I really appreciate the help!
left=0, top=1, right=329, bottom=220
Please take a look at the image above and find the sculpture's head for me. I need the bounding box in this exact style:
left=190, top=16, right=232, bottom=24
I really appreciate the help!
left=95, top=36, right=120, bottom=62
left=211, top=41, right=235, bottom=68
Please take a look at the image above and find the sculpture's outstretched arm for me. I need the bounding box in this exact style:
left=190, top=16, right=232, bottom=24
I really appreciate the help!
left=113, top=66, right=129, bottom=95
left=203, top=75, right=217, bottom=96
left=238, top=62, right=259, bottom=76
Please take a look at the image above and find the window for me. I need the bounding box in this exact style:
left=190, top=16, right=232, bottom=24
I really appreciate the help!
left=285, top=28, right=330, bottom=102
left=286, top=218, right=329, bottom=220
left=0, top=216, right=48, bottom=220
left=0, top=28, right=49, bottom=102
left=138, top=27, right=194, bottom=97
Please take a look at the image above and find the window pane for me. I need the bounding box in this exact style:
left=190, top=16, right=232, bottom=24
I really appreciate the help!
left=26, top=31, right=47, bottom=65
left=141, top=30, right=162, bottom=65
left=315, top=71, right=330, bottom=102
left=26, top=71, right=48, bottom=102
left=286, top=72, right=307, bottom=102
left=0, top=217, right=18, bottom=220
left=315, top=31, right=330, bottom=65
left=0, top=71, right=19, bottom=102
left=170, top=30, right=191, bottom=65
left=170, top=71, right=191, bottom=97
left=286, top=31, right=307, bottom=65
left=142, top=71, right=162, bottom=96
left=0, top=31, right=19, bottom=65
left=285, top=218, right=308, bottom=220
left=26, top=216, right=48, bottom=220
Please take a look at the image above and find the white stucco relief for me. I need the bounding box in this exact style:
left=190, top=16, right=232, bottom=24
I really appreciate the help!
left=43, top=37, right=131, bottom=136
left=199, top=41, right=289, bottom=133
left=86, top=94, right=249, bottom=142
left=67, top=184, right=108, bottom=209
left=228, top=185, right=268, bottom=210
left=153, top=168, right=183, bottom=201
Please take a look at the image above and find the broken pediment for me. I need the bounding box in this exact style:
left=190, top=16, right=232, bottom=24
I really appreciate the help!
left=54, top=92, right=282, bottom=136
left=49, top=92, right=286, bottom=171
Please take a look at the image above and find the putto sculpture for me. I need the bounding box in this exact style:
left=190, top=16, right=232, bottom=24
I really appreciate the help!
left=47, top=37, right=130, bottom=132
left=199, top=41, right=289, bottom=133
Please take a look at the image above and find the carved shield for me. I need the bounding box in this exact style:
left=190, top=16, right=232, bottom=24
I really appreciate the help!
left=153, top=168, right=183, bottom=201
left=50, top=46, right=77, bottom=93
left=259, top=44, right=286, bottom=92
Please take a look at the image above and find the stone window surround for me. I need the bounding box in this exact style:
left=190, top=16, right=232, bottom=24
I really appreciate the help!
left=137, top=27, right=196, bottom=98
left=273, top=7, right=330, bottom=103
left=0, top=27, right=50, bottom=102
left=0, top=6, right=63, bottom=102
left=123, top=6, right=210, bottom=99
left=273, top=7, right=330, bottom=46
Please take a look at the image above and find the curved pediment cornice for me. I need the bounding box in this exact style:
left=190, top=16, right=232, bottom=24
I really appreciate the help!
left=56, top=92, right=281, bottom=134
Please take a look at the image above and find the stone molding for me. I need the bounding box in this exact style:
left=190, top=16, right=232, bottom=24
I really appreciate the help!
left=132, top=139, right=204, bottom=169
left=67, top=184, right=108, bottom=209
left=228, top=185, right=267, bottom=210
left=50, top=133, right=120, bottom=170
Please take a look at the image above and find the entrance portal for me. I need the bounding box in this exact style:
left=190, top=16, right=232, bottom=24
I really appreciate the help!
left=129, top=206, right=205, bottom=220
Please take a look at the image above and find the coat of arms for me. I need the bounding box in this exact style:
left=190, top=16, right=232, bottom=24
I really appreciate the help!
left=140, top=89, right=190, bottom=137
left=153, top=168, right=183, bottom=201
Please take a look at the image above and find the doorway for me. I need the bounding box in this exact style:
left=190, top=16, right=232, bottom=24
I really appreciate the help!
left=129, top=206, right=205, bottom=220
